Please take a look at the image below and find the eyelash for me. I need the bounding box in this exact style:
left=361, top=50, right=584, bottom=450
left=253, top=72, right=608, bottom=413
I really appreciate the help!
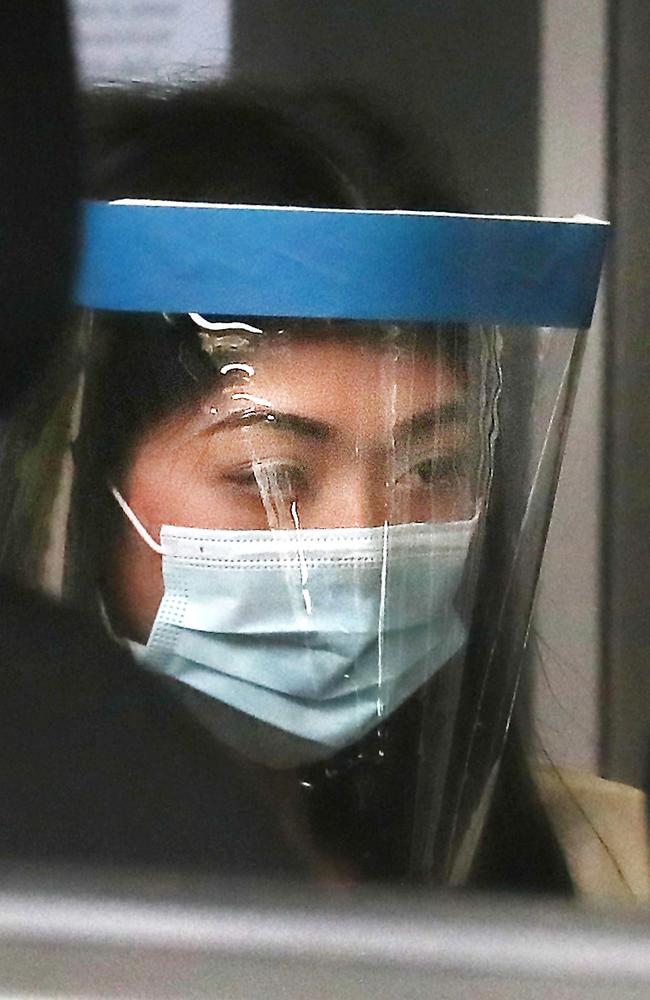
left=225, top=461, right=308, bottom=498
left=223, top=454, right=466, bottom=500
left=410, top=455, right=463, bottom=486
left=387, top=450, right=464, bottom=487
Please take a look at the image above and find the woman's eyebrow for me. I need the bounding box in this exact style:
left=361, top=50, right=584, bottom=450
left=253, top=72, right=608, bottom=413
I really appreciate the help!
left=203, top=401, right=465, bottom=443
left=206, top=407, right=334, bottom=441
left=394, top=401, right=468, bottom=441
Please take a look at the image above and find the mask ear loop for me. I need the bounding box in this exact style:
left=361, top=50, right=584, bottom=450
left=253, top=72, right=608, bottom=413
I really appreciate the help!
left=110, top=485, right=165, bottom=555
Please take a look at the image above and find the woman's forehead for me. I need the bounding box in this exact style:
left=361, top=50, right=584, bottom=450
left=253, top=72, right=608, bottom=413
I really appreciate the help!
left=217, top=333, right=465, bottom=419
left=182, top=335, right=466, bottom=448
left=218, top=325, right=465, bottom=379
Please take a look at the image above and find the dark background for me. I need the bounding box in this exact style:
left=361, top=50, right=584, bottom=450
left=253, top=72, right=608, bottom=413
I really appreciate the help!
left=231, top=1, right=539, bottom=215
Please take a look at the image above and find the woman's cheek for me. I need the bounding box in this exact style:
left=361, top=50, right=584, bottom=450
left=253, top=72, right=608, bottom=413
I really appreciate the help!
left=110, top=529, right=165, bottom=644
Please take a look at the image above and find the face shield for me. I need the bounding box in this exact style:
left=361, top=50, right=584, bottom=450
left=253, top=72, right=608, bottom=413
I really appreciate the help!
left=0, top=200, right=607, bottom=884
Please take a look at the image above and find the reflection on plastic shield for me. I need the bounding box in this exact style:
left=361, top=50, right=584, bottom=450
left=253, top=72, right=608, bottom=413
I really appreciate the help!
left=75, top=200, right=608, bottom=327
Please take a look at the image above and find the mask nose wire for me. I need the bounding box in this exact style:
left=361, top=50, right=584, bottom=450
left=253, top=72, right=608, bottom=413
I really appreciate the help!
left=110, top=484, right=165, bottom=556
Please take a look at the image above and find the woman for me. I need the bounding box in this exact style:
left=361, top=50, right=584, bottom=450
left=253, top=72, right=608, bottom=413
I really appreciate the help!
left=1, top=83, right=628, bottom=894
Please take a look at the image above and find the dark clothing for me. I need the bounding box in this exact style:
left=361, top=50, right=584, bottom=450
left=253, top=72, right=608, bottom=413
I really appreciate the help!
left=0, top=2, right=294, bottom=880
left=0, top=577, right=301, bottom=875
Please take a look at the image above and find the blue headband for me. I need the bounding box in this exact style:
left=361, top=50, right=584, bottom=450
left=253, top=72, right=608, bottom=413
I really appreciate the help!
left=75, top=200, right=608, bottom=328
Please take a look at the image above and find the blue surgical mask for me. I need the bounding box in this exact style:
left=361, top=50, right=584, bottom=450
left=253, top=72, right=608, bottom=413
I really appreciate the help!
left=113, top=489, right=474, bottom=760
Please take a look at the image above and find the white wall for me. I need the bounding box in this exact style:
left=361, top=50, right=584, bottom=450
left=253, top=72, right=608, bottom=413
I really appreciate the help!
left=71, top=0, right=231, bottom=82
left=532, top=0, right=607, bottom=772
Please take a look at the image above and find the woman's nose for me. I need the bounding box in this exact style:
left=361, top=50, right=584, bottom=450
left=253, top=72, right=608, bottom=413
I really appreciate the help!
left=313, top=467, right=388, bottom=529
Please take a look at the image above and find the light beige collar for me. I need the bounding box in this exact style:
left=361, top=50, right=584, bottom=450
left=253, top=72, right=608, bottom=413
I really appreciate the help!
left=536, top=766, right=650, bottom=905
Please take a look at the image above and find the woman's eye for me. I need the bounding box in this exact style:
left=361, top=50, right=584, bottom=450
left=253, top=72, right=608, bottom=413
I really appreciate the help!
left=400, top=455, right=464, bottom=489
left=226, top=462, right=308, bottom=500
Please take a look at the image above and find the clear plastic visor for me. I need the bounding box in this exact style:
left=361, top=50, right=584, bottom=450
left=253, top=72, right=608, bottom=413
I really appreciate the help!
left=0, top=310, right=583, bottom=884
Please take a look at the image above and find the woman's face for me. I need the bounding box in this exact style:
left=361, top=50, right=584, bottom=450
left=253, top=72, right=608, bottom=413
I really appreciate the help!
left=110, top=332, right=474, bottom=641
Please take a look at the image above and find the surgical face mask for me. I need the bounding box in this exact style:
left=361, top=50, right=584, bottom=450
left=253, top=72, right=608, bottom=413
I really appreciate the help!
left=113, top=488, right=475, bottom=765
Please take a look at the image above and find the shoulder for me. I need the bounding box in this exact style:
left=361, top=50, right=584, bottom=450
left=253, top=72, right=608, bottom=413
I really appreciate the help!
left=535, top=765, right=650, bottom=904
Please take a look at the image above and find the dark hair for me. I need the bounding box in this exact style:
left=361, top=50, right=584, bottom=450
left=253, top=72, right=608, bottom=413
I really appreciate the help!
left=83, top=83, right=463, bottom=209
left=41, top=82, right=575, bottom=892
